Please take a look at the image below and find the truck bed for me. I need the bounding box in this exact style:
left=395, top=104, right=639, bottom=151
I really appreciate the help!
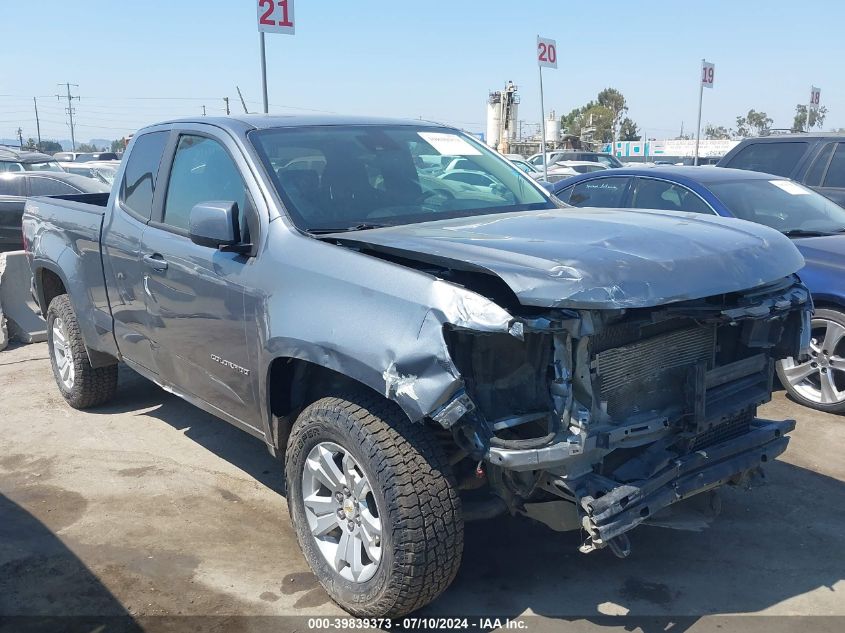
left=23, top=192, right=119, bottom=364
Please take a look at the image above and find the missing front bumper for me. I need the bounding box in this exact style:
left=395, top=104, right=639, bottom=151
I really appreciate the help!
left=574, top=417, right=794, bottom=551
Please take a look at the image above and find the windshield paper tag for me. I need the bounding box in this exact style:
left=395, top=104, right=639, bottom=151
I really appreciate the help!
left=770, top=180, right=809, bottom=195
left=418, top=132, right=481, bottom=156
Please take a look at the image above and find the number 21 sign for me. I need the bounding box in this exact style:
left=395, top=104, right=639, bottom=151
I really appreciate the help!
left=258, top=0, right=295, bottom=35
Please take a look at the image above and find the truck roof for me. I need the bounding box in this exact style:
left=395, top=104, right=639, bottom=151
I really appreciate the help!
left=147, top=114, right=452, bottom=133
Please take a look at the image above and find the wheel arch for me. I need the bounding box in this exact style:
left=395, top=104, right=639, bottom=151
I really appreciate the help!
left=265, top=355, right=402, bottom=454
left=32, top=263, right=68, bottom=318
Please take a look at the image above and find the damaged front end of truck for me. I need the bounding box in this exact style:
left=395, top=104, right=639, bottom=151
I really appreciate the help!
left=428, top=275, right=810, bottom=555
left=324, top=208, right=812, bottom=556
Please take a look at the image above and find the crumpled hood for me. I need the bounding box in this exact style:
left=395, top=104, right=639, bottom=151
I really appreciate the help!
left=330, top=208, right=805, bottom=309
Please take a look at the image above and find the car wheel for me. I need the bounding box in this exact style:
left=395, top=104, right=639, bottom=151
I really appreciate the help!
left=46, top=294, right=118, bottom=409
left=777, top=307, right=845, bottom=413
left=285, top=391, right=463, bottom=617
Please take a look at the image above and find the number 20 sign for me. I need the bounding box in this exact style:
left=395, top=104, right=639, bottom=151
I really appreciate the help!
left=537, top=36, right=557, bottom=69
left=258, top=0, right=295, bottom=34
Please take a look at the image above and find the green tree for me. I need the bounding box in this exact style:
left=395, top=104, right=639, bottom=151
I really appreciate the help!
left=618, top=117, right=641, bottom=141
left=75, top=142, right=99, bottom=152
left=41, top=140, right=63, bottom=153
left=597, top=87, right=628, bottom=142
left=793, top=104, right=828, bottom=132
left=704, top=124, right=731, bottom=140
left=735, top=110, right=772, bottom=137
left=110, top=139, right=124, bottom=153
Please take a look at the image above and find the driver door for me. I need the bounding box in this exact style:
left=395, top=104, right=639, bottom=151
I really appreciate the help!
left=140, top=130, right=261, bottom=430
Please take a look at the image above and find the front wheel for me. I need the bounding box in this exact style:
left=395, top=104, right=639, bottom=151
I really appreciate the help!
left=777, top=307, right=845, bottom=413
left=285, top=392, right=463, bottom=617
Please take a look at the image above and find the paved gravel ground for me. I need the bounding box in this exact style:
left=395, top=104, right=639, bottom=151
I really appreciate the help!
left=1, top=342, right=843, bottom=632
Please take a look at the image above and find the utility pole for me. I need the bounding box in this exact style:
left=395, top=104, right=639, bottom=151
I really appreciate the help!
left=16, top=127, right=24, bottom=149
left=224, top=97, right=230, bottom=115
left=56, top=83, right=80, bottom=151
left=33, top=97, right=42, bottom=151
left=202, top=105, right=207, bottom=116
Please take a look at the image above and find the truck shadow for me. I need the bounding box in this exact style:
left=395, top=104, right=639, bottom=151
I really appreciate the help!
left=88, top=365, right=286, bottom=496
left=0, top=493, right=143, bottom=633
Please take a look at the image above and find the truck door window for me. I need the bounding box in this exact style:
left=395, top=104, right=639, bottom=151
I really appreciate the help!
left=822, top=143, right=845, bottom=189
left=120, top=131, right=168, bottom=220
left=725, top=142, right=808, bottom=177
left=162, top=135, right=248, bottom=232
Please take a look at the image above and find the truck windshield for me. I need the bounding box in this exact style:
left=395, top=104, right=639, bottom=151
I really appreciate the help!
left=250, top=125, right=553, bottom=232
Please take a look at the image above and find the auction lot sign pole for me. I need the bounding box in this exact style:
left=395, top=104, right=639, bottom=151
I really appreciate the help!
left=695, top=59, right=714, bottom=166
left=257, top=0, right=295, bottom=114
left=537, top=36, right=557, bottom=182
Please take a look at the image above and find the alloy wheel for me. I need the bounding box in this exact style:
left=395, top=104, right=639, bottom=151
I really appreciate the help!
left=51, top=317, right=75, bottom=390
left=780, top=316, right=845, bottom=406
left=301, top=441, right=382, bottom=583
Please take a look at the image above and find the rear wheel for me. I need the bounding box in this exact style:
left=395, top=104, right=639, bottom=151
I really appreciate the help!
left=777, top=307, right=845, bottom=413
left=285, top=391, right=463, bottom=617
left=46, top=294, right=118, bottom=409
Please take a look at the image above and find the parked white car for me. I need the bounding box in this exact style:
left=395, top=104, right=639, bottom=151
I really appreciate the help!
left=543, top=160, right=608, bottom=183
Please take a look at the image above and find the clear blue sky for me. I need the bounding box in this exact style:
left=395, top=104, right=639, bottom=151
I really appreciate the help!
left=1, top=0, right=842, bottom=144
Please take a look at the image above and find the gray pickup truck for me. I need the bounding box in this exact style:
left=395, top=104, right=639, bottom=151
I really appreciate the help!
left=23, top=115, right=812, bottom=617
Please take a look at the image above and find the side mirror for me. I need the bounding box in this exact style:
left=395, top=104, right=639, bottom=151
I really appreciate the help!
left=189, top=201, right=239, bottom=249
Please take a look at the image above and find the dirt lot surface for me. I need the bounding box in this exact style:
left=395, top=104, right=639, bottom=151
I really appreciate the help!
left=1, top=342, right=843, bottom=632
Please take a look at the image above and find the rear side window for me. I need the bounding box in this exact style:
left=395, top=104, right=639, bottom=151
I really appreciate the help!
left=805, top=143, right=835, bottom=187
left=120, top=131, right=168, bottom=220
left=822, top=143, right=845, bottom=189
left=0, top=176, right=24, bottom=195
left=28, top=177, right=79, bottom=196
left=567, top=177, right=630, bottom=207
left=632, top=178, right=712, bottom=214
left=724, top=142, right=808, bottom=177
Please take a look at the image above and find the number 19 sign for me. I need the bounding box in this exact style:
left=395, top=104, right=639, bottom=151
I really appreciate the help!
left=258, top=0, right=295, bottom=34
left=701, top=60, right=715, bottom=89
left=537, top=36, right=558, bottom=69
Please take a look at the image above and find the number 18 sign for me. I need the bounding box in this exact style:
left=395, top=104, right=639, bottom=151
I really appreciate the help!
left=258, top=0, right=295, bottom=34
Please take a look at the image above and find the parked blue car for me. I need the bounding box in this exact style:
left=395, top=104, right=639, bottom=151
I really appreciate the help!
left=551, top=165, right=845, bottom=414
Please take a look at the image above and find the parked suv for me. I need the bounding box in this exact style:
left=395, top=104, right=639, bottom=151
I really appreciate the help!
left=0, top=147, right=65, bottom=173
left=718, top=134, right=845, bottom=206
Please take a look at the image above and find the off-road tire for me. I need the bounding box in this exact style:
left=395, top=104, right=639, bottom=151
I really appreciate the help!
left=46, top=294, right=118, bottom=409
left=285, top=391, right=464, bottom=617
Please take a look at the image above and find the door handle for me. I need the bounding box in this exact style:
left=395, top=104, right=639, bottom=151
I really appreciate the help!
left=143, top=253, right=168, bottom=272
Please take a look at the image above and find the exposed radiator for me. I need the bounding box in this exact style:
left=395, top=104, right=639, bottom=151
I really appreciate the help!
left=595, top=326, right=716, bottom=419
